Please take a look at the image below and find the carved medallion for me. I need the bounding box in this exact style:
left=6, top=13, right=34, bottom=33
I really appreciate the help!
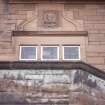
left=39, top=10, right=61, bottom=28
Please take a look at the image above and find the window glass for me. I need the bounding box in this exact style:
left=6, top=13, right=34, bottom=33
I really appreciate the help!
left=42, top=46, right=59, bottom=60
left=20, top=46, right=37, bottom=60
left=63, top=46, right=80, bottom=60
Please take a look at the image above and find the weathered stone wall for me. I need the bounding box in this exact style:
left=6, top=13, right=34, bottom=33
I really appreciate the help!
left=0, top=69, right=105, bottom=105
left=0, top=0, right=105, bottom=71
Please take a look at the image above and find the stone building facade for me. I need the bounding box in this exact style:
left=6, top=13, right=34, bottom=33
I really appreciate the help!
left=0, top=0, right=105, bottom=71
left=0, top=0, right=105, bottom=105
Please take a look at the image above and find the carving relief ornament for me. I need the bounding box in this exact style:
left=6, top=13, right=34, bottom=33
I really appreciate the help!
left=16, top=4, right=84, bottom=31
left=39, top=10, right=61, bottom=28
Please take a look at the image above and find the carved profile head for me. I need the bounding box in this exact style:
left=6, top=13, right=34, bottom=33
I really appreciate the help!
left=39, top=10, right=61, bottom=28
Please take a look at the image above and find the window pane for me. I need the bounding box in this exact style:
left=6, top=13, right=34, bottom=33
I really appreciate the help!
left=20, top=47, right=36, bottom=60
left=42, top=47, right=58, bottom=60
left=64, top=46, right=80, bottom=60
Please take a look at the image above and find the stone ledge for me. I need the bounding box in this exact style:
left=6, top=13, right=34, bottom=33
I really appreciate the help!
left=0, top=61, right=104, bottom=80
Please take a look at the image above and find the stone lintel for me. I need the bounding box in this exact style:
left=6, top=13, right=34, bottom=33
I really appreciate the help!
left=12, top=31, right=88, bottom=37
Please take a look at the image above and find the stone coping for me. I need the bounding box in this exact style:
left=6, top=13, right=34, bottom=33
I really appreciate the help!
left=0, top=61, right=104, bottom=80
left=8, top=0, right=105, bottom=4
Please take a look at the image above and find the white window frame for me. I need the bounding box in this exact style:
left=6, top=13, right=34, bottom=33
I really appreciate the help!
left=19, top=46, right=37, bottom=61
left=62, top=46, right=80, bottom=61
left=41, top=46, right=59, bottom=61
